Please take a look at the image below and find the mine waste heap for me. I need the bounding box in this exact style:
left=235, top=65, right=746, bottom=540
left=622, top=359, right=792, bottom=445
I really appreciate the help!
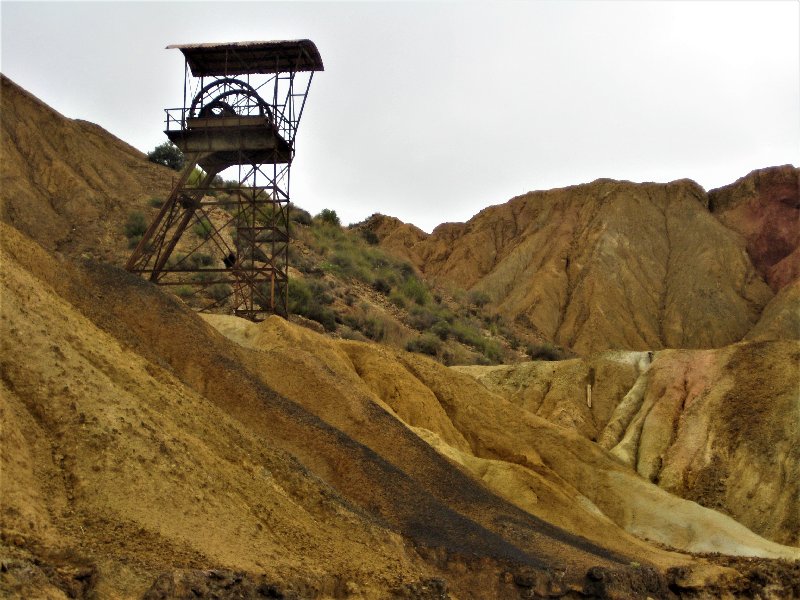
left=126, top=40, right=323, bottom=319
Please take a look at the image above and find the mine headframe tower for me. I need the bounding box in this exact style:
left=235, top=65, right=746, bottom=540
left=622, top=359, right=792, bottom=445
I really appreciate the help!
left=126, top=40, right=323, bottom=319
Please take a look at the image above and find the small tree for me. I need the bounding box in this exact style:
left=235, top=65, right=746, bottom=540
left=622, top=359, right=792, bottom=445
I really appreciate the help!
left=316, top=208, right=341, bottom=227
left=147, top=142, right=185, bottom=171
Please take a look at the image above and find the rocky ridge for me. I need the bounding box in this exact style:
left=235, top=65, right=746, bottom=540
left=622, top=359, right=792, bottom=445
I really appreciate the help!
left=364, top=168, right=798, bottom=354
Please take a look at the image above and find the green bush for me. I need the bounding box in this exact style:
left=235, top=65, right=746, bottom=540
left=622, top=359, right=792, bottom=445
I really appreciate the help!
left=147, top=141, right=184, bottom=171
left=400, top=276, right=429, bottom=306
left=361, top=316, right=386, bottom=341
left=309, top=305, right=337, bottom=331
left=208, top=284, right=232, bottom=302
left=124, top=211, right=148, bottom=239
left=389, top=291, right=406, bottom=309
left=192, top=272, right=215, bottom=283
left=406, top=333, right=442, bottom=356
left=361, top=229, right=379, bottom=245
left=527, top=343, right=563, bottom=361
left=450, top=320, right=483, bottom=347
left=399, top=262, right=415, bottom=278
left=148, top=197, right=165, bottom=208
left=290, top=207, right=313, bottom=226
left=408, top=306, right=439, bottom=331
left=193, top=218, right=213, bottom=239
left=372, top=278, right=391, bottom=295
left=193, top=253, right=214, bottom=267
left=340, top=327, right=367, bottom=342
left=431, top=320, right=452, bottom=340
left=481, top=340, right=503, bottom=363
left=315, top=208, right=341, bottom=227
left=288, top=278, right=313, bottom=313
left=308, top=280, right=334, bottom=305
left=330, top=251, right=355, bottom=272
left=468, top=289, right=491, bottom=308
left=288, top=278, right=337, bottom=331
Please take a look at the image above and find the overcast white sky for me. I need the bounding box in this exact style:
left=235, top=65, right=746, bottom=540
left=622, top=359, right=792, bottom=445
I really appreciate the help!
left=2, top=1, right=798, bottom=231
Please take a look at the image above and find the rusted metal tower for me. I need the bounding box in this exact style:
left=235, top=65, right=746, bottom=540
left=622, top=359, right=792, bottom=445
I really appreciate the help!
left=126, top=40, right=323, bottom=319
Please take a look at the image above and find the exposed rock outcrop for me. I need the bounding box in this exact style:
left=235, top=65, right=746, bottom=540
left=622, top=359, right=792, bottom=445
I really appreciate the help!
left=369, top=179, right=776, bottom=353
left=709, top=165, right=800, bottom=291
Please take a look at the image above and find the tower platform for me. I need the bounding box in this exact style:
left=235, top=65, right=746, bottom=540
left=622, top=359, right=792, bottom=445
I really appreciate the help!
left=165, top=114, right=292, bottom=172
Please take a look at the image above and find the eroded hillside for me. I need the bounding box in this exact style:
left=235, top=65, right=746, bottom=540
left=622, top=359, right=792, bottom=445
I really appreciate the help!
left=364, top=170, right=798, bottom=354
left=3, top=223, right=800, bottom=599
left=1, top=74, right=540, bottom=367
left=456, top=342, right=800, bottom=548
left=2, top=75, right=799, bottom=600
left=0, top=75, right=174, bottom=262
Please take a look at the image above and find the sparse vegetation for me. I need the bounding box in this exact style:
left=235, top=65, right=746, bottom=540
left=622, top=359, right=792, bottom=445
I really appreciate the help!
left=406, top=333, right=442, bottom=356
left=288, top=278, right=337, bottom=331
left=361, top=229, right=379, bottom=245
left=468, top=289, right=491, bottom=308
left=290, top=207, right=313, bottom=226
left=193, top=217, right=213, bottom=239
left=125, top=211, right=147, bottom=248
left=161, top=203, right=526, bottom=366
left=233, top=206, right=534, bottom=366
left=208, top=284, right=232, bottom=302
left=125, top=211, right=148, bottom=238
left=527, top=342, right=564, bottom=361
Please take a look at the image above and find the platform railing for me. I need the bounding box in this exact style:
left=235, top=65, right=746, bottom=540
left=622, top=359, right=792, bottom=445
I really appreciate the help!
left=164, top=106, right=294, bottom=140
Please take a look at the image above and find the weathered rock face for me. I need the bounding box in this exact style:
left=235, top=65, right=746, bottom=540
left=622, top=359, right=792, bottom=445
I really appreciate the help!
left=709, top=165, right=800, bottom=291
left=0, top=75, right=172, bottom=262
left=601, top=341, right=800, bottom=548
left=372, top=179, right=775, bottom=354
left=459, top=341, right=800, bottom=548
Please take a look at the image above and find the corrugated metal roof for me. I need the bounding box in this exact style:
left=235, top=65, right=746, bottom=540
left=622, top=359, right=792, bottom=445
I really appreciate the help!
left=166, top=40, right=323, bottom=76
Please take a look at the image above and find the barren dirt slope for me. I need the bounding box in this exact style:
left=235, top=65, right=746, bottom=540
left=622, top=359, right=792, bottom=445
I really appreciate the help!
left=201, top=314, right=800, bottom=559
left=367, top=177, right=791, bottom=354
left=4, top=223, right=800, bottom=599
left=0, top=224, right=435, bottom=598
left=0, top=74, right=173, bottom=263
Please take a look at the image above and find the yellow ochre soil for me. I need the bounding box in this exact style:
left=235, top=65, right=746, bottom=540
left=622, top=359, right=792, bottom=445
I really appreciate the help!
left=1, top=74, right=799, bottom=599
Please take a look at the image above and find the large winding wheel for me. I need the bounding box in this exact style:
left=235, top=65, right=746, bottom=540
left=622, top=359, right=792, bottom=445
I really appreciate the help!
left=190, top=78, right=272, bottom=121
